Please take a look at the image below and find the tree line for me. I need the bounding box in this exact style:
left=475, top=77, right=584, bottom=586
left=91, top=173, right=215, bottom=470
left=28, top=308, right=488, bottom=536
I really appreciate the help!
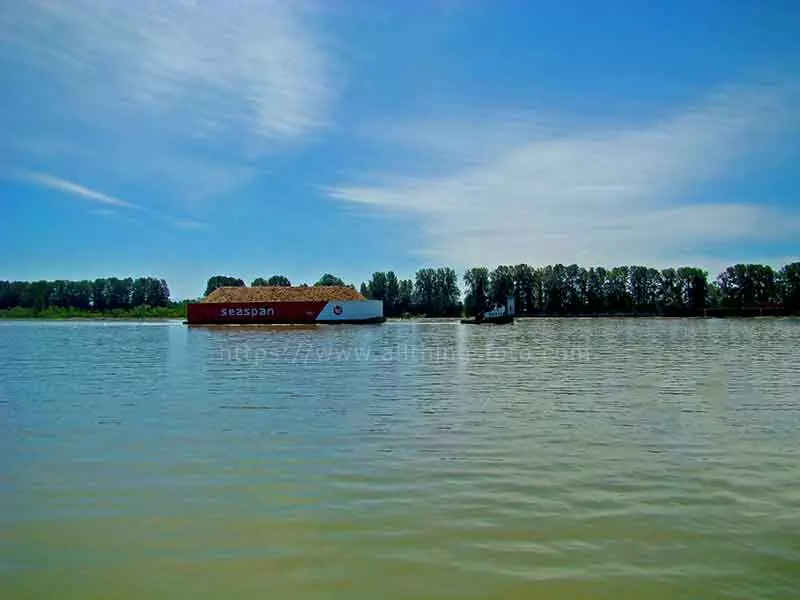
left=360, top=262, right=800, bottom=317
left=0, top=277, right=171, bottom=311
left=360, top=268, right=461, bottom=317
left=10, top=262, right=793, bottom=317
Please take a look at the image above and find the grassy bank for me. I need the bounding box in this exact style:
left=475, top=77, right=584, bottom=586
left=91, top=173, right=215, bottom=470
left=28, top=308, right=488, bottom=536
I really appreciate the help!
left=0, top=304, right=187, bottom=319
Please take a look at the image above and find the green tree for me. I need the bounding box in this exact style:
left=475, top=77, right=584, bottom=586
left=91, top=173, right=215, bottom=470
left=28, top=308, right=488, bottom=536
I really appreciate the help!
left=147, top=278, right=170, bottom=307
left=92, top=278, right=108, bottom=310
left=398, top=279, right=413, bottom=314
left=645, top=268, right=662, bottom=311
left=751, top=265, right=776, bottom=305
left=777, top=262, right=800, bottom=313
left=463, top=267, right=490, bottom=316
left=542, top=264, right=567, bottom=313
left=436, top=267, right=461, bottom=316
left=368, top=272, right=387, bottom=303
left=252, top=275, right=292, bottom=286
left=707, top=281, right=724, bottom=307
left=131, top=278, right=149, bottom=306
left=0, top=277, right=168, bottom=312
left=130, top=277, right=169, bottom=307
left=532, top=268, right=545, bottom=312
left=586, top=267, right=606, bottom=313
left=20, top=280, right=51, bottom=310
left=315, top=273, right=345, bottom=287
left=718, top=264, right=750, bottom=306
left=413, top=268, right=436, bottom=315
left=48, top=280, right=67, bottom=308
left=0, top=281, right=22, bottom=309
left=269, top=275, right=291, bottom=286
left=512, top=264, right=535, bottom=313
left=658, top=268, right=682, bottom=308
left=412, top=267, right=459, bottom=316
left=68, top=280, right=93, bottom=310
left=629, top=266, right=662, bottom=312
left=105, top=277, right=133, bottom=309
left=577, top=266, right=592, bottom=313
left=204, top=275, right=244, bottom=297
left=563, top=264, right=585, bottom=313
left=677, top=267, right=708, bottom=310
left=717, top=264, right=774, bottom=307
left=605, top=266, right=631, bottom=312
left=489, top=265, right=515, bottom=306
left=385, top=271, right=400, bottom=316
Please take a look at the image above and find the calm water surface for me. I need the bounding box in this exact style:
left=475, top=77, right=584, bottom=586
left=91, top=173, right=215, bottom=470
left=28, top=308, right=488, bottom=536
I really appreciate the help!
left=1, top=319, right=799, bottom=599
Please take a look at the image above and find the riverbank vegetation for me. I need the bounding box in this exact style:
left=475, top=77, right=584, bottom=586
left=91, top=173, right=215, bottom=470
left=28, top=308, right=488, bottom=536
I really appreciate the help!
left=361, top=262, right=800, bottom=317
left=360, top=268, right=460, bottom=317
left=0, top=277, right=184, bottom=319
left=3, top=262, right=798, bottom=319
left=0, top=304, right=187, bottom=319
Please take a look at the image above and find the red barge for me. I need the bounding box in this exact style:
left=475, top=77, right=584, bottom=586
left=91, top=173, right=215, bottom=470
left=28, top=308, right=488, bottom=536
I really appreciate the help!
left=186, top=285, right=384, bottom=325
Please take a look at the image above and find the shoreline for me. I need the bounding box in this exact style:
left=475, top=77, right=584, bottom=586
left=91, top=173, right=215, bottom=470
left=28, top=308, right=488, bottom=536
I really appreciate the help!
left=0, top=316, right=185, bottom=321
left=0, top=309, right=186, bottom=320
left=3, top=311, right=797, bottom=322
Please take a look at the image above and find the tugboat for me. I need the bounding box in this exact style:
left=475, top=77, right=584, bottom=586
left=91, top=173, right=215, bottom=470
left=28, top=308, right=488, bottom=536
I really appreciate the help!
left=460, top=296, right=515, bottom=325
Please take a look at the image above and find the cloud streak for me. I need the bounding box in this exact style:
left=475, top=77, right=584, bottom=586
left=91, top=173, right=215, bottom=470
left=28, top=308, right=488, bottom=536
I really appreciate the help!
left=21, top=171, right=208, bottom=231
left=328, top=84, right=800, bottom=271
left=25, top=172, right=139, bottom=209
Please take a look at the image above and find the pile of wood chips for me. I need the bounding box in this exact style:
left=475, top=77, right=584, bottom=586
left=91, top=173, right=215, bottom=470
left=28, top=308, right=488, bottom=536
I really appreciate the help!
left=202, top=286, right=366, bottom=303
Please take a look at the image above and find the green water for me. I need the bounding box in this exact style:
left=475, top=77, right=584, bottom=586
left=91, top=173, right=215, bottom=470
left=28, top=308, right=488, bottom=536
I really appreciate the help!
left=1, top=319, right=798, bottom=599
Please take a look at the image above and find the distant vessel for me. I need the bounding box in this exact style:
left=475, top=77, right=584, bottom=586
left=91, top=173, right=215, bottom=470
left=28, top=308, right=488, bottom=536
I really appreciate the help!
left=460, top=296, right=515, bottom=325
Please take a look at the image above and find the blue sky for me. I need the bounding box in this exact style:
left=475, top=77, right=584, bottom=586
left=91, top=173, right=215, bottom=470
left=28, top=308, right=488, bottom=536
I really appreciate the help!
left=1, top=0, right=798, bottom=299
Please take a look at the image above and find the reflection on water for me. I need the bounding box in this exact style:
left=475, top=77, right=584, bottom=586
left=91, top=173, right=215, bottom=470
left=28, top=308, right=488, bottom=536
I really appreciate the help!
left=1, top=318, right=799, bottom=599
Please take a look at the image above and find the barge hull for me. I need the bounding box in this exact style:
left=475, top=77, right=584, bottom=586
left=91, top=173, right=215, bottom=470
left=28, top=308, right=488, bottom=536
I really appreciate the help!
left=186, top=300, right=384, bottom=325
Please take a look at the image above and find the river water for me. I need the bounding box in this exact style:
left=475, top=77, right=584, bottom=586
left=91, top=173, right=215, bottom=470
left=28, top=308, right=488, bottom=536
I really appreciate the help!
left=1, top=318, right=798, bottom=599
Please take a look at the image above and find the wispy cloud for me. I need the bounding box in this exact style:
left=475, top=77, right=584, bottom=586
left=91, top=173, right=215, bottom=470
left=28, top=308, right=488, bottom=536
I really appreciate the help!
left=25, top=172, right=139, bottom=209
left=22, top=171, right=208, bottom=231
left=328, top=84, right=800, bottom=270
